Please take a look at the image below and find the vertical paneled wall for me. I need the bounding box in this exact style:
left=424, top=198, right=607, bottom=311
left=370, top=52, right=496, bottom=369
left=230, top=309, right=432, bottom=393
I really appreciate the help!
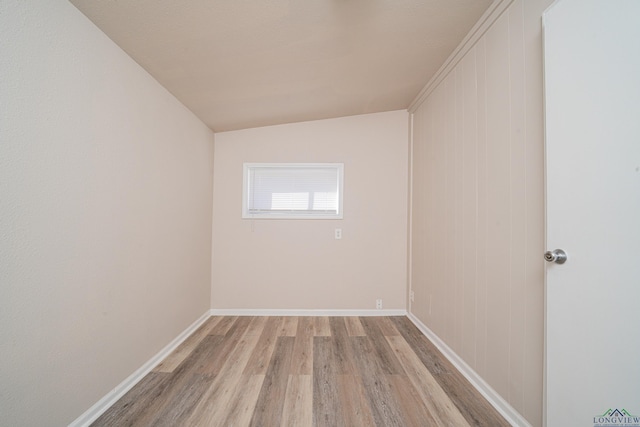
left=409, top=1, right=550, bottom=425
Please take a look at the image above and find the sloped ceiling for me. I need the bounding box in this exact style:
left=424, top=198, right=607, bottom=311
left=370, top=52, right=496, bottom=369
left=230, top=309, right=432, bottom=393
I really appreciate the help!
left=70, top=0, right=493, bottom=132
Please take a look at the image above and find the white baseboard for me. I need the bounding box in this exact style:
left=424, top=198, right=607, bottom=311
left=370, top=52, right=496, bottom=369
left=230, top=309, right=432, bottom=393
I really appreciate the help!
left=69, top=309, right=213, bottom=427
left=210, top=308, right=407, bottom=317
left=407, top=313, right=530, bottom=427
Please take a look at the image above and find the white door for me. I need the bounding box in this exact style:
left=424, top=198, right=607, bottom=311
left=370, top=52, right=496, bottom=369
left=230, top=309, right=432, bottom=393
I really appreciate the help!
left=543, top=1, right=640, bottom=426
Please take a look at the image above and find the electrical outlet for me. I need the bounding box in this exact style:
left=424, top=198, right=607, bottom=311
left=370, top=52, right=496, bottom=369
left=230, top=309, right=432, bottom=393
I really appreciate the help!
left=376, top=299, right=383, bottom=310
left=334, top=228, right=342, bottom=239
left=410, top=290, right=415, bottom=302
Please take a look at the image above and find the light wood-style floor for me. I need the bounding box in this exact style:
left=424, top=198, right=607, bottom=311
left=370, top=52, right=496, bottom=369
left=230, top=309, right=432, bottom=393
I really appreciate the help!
left=92, top=316, right=510, bottom=426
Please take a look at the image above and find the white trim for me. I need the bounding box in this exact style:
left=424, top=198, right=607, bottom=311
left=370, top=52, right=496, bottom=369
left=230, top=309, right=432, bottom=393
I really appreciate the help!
left=68, top=310, right=213, bottom=427
left=210, top=308, right=407, bottom=317
left=408, top=0, right=514, bottom=113
left=407, top=313, right=531, bottom=427
left=407, top=113, right=414, bottom=312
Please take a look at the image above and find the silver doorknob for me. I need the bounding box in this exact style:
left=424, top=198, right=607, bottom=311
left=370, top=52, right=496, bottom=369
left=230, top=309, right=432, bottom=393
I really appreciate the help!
left=544, top=249, right=567, bottom=264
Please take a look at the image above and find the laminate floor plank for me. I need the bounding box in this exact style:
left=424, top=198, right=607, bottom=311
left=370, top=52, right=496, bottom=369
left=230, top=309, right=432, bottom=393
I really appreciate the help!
left=279, top=316, right=299, bottom=336
left=377, top=315, right=401, bottom=336
left=312, top=336, right=341, bottom=426
left=390, top=316, right=456, bottom=375
left=336, top=374, right=376, bottom=427
left=281, top=375, right=313, bottom=427
left=141, top=370, right=213, bottom=424
left=243, top=316, right=282, bottom=375
left=202, top=316, right=224, bottom=333
left=359, top=317, right=405, bottom=375
left=94, top=316, right=510, bottom=427
left=314, top=316, right=331, bottom=336
left=100, top=335, right=224, bottom=426
left=184, top=369, right=256, bottom=426
left=184, top=373, right=238, bottom=426
left=249, top=336, right=295, bottom=427
left=153, top=316, right=222, bottom=373
left=344, top=316, right=367, bottom=336
left=198, top=316, right=252, bottom=376
left=220, top=374, right=265, bottom=427
left=176, top=334, right=225, bottom=375
left=184, top=328, right=262, bottom=425
left=146, top=373, right=212, bottom=427
left=386, top=335, right=470, bottom=427
left=329, top=317, right=357, bottom=374
left=91, top=372, right=168, bottom=426
left=436, top=372, right=511, bottom=427
left=390, top=316, right=510, bottom=426
left=349, top=336, right=405, bottom=427
left=290, top=316, right=314, bottom=375
left=244, top=315, right=268, bottom=336
left=387, top=374, right=440, bottom=426
left=208, top=315, right=238, bottom=336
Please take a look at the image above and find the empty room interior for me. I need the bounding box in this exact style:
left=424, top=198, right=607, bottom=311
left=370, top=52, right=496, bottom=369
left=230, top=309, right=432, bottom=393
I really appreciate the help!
left=2, top=0, right=559, bottom=425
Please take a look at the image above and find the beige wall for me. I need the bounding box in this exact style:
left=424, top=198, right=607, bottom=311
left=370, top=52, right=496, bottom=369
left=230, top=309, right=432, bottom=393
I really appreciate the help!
left=409, top=0, right=553, bottom=425
left=212, top=111, right=408, bottom=311
left=0, top=1, right=214, bottom=425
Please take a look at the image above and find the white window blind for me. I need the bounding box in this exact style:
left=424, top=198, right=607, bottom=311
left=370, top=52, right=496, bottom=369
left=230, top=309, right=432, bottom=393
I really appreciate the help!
left=243, top=163, right=344, bottom=219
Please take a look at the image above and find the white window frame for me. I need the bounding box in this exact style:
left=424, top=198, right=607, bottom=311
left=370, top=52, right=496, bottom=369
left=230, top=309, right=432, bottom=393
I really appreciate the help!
left=242, top=163, right=344, bottom=219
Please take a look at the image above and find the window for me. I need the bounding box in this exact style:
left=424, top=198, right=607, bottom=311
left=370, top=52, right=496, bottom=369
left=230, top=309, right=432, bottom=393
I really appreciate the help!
left=243, top=163, right=344, bottom=219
